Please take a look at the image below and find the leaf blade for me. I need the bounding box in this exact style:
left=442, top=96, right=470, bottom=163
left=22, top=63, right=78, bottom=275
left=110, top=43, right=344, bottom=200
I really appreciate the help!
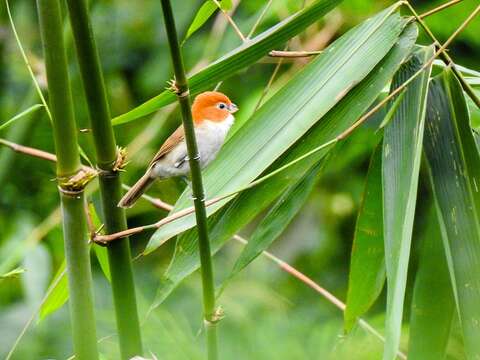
left=183, top=0, right=232, bottom=43
left=382, top=45, right=434, bottom=360
left=424, top=68, right=480, bottom=359
left=39, top=261, right=68, bottom=321
left=222, top=160, right=323, bottom=291
left=344, top=143, right=385, bottom=332
left=408, top=211, right=455, bottom=360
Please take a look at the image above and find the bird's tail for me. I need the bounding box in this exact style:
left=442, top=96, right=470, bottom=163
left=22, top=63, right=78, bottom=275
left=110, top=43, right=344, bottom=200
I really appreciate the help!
left=118, top=172, right=155, bottom=208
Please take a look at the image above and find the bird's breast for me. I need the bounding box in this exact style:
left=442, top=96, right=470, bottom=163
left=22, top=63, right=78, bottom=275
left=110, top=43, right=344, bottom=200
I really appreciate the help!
left=195, top=117, right=234, bottom=166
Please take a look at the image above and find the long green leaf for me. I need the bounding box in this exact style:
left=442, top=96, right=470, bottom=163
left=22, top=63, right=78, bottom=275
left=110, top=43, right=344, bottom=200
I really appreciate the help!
left=0, top=104, right=44, bottom=131
left=149, top=23, right=418, bottom=308
left=221, top=160, right=323, bottom=293
left=39, top=261, right=68, bottom=321
left=112, top=0, right=341, bottom=125
left=0, top=267, right=25, bottom=280
left=344, top=143, right=385, bottom=332
left=408, top=210, right=454, bottom=360
left=183, top=0, right=232, bottom=43
left=424, top=68, right=480, bottom=359
left=146, top=5, right=409, bottom=253
left=382, top=45, right=434, bottom=360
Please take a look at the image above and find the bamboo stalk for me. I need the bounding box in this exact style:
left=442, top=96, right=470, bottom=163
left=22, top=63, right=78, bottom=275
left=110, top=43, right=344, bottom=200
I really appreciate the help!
left=160, top=0, right=219, bottom=358
left=35, top=1, right=98, bottom=359
left=64, top=0, right=143, bottom=358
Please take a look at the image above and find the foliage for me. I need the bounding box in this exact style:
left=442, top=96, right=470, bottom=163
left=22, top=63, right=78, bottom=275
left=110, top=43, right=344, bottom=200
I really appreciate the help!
left=1, top=0, right=480, bottom=359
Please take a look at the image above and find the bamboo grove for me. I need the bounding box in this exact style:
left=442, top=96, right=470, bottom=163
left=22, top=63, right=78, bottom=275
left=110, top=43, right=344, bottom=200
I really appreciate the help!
left=1, top=0, right=480, bottom=359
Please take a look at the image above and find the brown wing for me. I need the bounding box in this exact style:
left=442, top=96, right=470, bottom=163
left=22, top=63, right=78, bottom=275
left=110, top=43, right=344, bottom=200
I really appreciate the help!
left=149, top=125, right=185, bottom=167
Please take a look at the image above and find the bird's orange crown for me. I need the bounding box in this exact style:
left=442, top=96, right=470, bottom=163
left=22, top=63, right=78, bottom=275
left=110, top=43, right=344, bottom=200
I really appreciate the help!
left=192, top=91, right=237, bottom=124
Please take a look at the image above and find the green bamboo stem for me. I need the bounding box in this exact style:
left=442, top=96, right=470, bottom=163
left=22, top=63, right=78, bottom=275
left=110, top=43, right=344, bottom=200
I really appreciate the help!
left=64, top=0, right=143, bottom=358
left=160, top=0, right=218, bottom=359
left=35, top=1, right=99, bottom=359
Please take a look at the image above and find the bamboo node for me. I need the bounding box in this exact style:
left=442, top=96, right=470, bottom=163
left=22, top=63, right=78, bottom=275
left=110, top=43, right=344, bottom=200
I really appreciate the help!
left=58, top=167, right=97, bottom=193
left=166, top=78, right=189, bottom=97
left=113, top=147, right=128, bottom=172
left=166, top=78, right=179, bottom=93
left=96, top=147, right=128, bottom=176
left=204, top=306, right=225, bottom=326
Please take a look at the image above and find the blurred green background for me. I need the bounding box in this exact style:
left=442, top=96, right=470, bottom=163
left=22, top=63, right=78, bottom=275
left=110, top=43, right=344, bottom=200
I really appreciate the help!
left=0, top=0, right=478, bottom=359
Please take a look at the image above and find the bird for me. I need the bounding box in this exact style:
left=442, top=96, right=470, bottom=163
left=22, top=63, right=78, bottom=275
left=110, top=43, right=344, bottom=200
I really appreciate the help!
left=118, top=91, right=238, bottom=208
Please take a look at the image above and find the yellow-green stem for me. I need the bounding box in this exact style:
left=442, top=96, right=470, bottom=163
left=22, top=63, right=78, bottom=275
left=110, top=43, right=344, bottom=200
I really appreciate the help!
left=64, top=0, right=143, bottom=358
left=36, top=0, right=98, bottom=358
left=160, top=0, right=218, bottom=358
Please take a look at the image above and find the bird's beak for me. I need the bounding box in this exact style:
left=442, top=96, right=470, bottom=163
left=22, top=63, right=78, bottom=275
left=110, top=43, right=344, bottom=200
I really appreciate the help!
left=229, top=103, right=238, bottom=114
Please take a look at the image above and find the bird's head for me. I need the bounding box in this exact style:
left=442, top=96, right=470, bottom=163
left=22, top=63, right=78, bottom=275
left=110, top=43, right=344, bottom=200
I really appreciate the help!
left=192, top=91, right=238, bottom=124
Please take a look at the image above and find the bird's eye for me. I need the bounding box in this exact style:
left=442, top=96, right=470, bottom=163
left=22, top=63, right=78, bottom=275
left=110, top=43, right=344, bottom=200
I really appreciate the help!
left=218, top=103, right=226, bottom=110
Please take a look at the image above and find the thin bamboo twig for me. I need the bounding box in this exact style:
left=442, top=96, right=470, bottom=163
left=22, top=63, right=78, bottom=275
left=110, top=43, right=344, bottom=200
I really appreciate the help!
left=160, top=1, right=219, bottom=359
left=419, top=0, right=462, bottom=19
left=247, top=0, right=273, bottom=39
left=404, top=1, right=480, bottom=109
left=254, top=44, right=288, bottom=112
left=211, top=0, right=246, bottom=42
left=5, top=0, right=51, bottom=120
left=231, top=235, right=407, bottom=360
left=268, top=50, right=323, bottom=58
left=0, top=137, right=406, bottom=359
left=36, top=1, right=99, bottom=358
left=0, top=138, right=170, bottom=212
left=0, top=138, right=57, bottom=162
left=65, top=1, right=143, bottom=357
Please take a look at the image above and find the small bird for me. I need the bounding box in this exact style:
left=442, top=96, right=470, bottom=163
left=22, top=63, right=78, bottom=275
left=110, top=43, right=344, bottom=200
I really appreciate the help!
left=118, top=91, right=238, bottom=208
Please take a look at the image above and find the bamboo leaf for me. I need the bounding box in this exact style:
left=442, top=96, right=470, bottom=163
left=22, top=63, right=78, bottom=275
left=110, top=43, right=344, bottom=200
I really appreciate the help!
left=344, top=143, right=385, bottom=332
left=112, top=0, right=342, bottom=125
left=149, top=23, right=418, bottom=307
left=408, top=211, right=454, bottom=360
left=89, top=203, right=111, bottom=282
left=220, top=160, right=323, bottom=293
left=146, top=5, right=410, bottom=253
left=39, top=261, right=68, bottom=321
left=382, top=45, right=434, bottom=360
left=424, top=68, right=480, bottom=359
left=378, top=90, right=406, bottom=130
left=0, top=267, right=25, bottom=280
left=0, top=104, right=44, bottom=131
left=183, top=0, right=233, bottom=43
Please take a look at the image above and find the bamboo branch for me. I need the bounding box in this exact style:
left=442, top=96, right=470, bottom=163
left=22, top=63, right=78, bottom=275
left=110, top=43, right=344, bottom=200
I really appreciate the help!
left=405, top=1, right=480, bottom=109
left=247, top=0, right=273, bottom=39
left=160, top=1, right=219, bottom=359
left=231, top=235, right=407, bottom=360
left=5, top=0, right=51, bottom=120
left=268, top=50, right=323, bottom=58
left=211, top=0, right=246, bottom=42
left=35, top=1, right=99, bottom=358
left=418, top=0, right=462, bottom=19
left=64, top=1, right=143, bottom=357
